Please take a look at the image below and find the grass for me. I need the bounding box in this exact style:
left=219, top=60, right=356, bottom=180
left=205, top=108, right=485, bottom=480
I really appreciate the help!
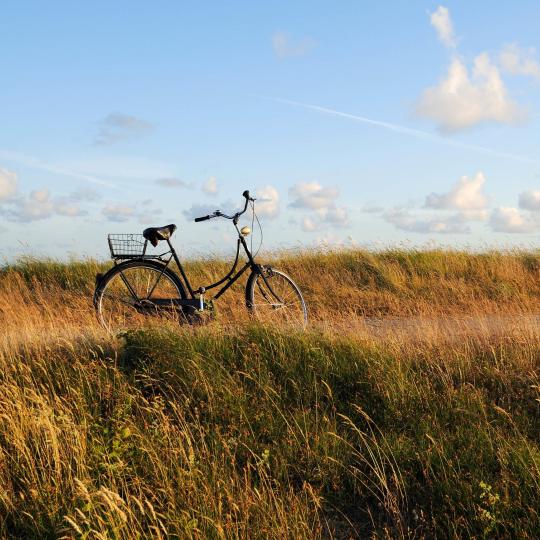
left=0, top=249, right=539, bottom=538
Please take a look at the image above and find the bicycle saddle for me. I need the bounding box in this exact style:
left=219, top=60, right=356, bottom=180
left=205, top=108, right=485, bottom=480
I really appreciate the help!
left=143, top=224, right=177, bottom=247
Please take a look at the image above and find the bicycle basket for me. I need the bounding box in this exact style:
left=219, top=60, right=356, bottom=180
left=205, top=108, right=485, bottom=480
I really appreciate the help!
left=108, top=234, right=148, bottom=259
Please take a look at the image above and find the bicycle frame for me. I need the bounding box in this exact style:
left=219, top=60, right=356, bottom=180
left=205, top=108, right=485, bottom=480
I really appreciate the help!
left=100, top=190, right=290, bottom=316
left=111, top=220, right=260, bottom=311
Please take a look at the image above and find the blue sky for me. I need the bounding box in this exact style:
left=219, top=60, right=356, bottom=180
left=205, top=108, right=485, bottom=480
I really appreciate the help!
left=1, top=1, right=539, bottom=260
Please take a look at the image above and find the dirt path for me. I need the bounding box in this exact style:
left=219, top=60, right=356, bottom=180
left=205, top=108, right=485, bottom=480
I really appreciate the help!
left=355, top=313, right=540, bottom=341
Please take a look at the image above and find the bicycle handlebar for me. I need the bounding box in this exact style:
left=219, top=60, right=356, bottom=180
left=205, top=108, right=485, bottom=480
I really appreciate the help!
left=194, top=190, right=255, bottom=223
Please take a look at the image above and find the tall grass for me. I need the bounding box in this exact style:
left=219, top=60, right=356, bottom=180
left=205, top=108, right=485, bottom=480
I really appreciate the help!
left=0, top=249, right=539, bottom=538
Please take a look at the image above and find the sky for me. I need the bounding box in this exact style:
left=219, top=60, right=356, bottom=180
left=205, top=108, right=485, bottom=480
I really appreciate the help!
left=1, top=1, right=540, bottom=261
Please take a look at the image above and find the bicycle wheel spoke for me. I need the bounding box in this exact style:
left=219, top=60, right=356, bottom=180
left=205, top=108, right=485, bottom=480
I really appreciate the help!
left=97, top=263, right=186, bottom=333
left=118, top=271, right=139, bottom=301
left=249, top=270, right=307, bottom=327
left=101, top=292, right=138, bottom=308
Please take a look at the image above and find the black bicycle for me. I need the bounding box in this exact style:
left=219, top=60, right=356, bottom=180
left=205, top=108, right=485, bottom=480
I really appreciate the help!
left=94, top=190, right=307, bottom=332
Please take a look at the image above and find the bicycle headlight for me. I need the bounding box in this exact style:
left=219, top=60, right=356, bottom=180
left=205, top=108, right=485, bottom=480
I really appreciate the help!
left=240, top=226, right=251, bottom=236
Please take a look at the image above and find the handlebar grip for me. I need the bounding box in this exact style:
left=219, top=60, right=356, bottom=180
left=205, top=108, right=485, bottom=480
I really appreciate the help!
left=242, top=190, right=250, bottom=199
left=194, top=215, right=211, bottom=222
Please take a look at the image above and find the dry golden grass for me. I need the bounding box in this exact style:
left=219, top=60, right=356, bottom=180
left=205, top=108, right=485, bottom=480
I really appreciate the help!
left=0, top=249, right=538, bottom=538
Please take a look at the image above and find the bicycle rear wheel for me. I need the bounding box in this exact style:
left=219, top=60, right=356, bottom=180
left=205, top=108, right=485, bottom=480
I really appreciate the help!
left=94, top=260, right=187, bottom=333
left=246, top=267, right=307, bottom=327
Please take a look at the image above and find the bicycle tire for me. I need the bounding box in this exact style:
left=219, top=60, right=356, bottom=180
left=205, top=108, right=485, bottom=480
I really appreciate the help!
left=94, top=259, right=188, bottom=333
left=245, top=267, right=308, bottom=327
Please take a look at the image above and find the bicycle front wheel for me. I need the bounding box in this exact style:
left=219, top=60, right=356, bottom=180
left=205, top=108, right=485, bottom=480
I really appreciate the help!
left=94, top=260, right=187, bottom=334
left=246, top=268, right=308, bottom=327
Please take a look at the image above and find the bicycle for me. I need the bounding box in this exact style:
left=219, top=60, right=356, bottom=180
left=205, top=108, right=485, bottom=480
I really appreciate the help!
left=93, top=190, right=307, bottom=332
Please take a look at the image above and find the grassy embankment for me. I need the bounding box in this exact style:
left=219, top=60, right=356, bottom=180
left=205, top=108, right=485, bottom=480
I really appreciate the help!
left=0, top=249, right=539, bottom=538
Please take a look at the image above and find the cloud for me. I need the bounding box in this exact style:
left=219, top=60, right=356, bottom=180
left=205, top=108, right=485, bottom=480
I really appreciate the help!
left=4, top=189, right=87, bottom=222
left=289, top=182, right=339, bottom=210
left=362, top=204, right=384, bottom=214
left=416, top=54, right=524, bottom=132
left=68, top=186, right=102, bottom=202
left=383, top=172, right=494, bottom=234
left=272, top=31, right=315, bottom=59
left=430, top=6, right=456, bottom=48
left=0, top=172, right=90, bottom=222
left=425, top=171, right=488, bottom=220
left=137, top=207, right=163, bottom=224
left=381, top=172, right=539, bottom=235
left=301, top=216, right=319, bottom=232
left=289, top=182, right=349, bottom=231
left=13, top=189, right=54, bottom=221
left=490, top=207, right=538, bottom=233
left=324, top=205, right=349, bottom=226
left=0, top=168, right=18, bottom=201
left=519, top=190, right=540, bottom=211
left=101, top=201, right=163, bottom=224
left=94, top=112, right=154, bottom=145
left=202, top=176, right=218, bottom=196
left=101, top=204, right=136, bottom=222
left=499, top=43, right=540, bottom=79
left=182, top=199, right=238, bottom=221
left=0, top=171, right=98, bottom=222
left=255, top=185, right=280, bottom=218
left=384, top=208, right=470, bottom=234
left=488, top=189, right=540, bottom=233
left=155, top=178, right=194, bottom=189
left=54, top=200, right=87, bottom=217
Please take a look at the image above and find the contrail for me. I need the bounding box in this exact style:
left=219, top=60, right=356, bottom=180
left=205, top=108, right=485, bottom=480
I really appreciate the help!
left=269, top=97, right=540, bottom=166
left=0, top=150, right=119, bottom=188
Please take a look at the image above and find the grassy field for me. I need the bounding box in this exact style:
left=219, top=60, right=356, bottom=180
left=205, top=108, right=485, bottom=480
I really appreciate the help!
left=0, top=249, right=539, bottom=538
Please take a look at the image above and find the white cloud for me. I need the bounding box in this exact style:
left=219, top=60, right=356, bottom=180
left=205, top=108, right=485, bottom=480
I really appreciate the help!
left=499, top=43, right=540, bottom=79
left=301, top=216, right=319, bottom=232
left=0, top=171, right=94, bottom=222
left=425, top=171, right=488, bottom=220
left=324, top=205, right=349, bottom=226
left=490, top=207, right=538, bottom=233
left=94, top=112, right=154, bottom=146
left=289, top=182, right=339, bottom=210
left=289, top=182, right=349, bottom=231
left=54, top=200, right=87, bottom=217
left=68, top=186, right=102, bottom=202
left=182, top=199, right=238, bottom=221
left=0, top=168, right=18, bottom=201
left=362, top=204, right=384, bottom=214
left=416, top=54, right=524, bottom=132
left=101, top=201, right=163, bottom=224
left=384, top=172, right=494, bottom=234
left=1, top=187, right=87, bottom=222
left=384, top=208, right=469, bottom=234
left=519, top=190, right=540, bottom=211
left=383, top=172, right=539, bottom=235
left=272, top=31, right=315, bottom=59
left=202, top=176, right=218, bottom=196
left=102, top=204, right=136, bottom=222
left=13, top=189, right=54, bottom=221
left=430, top=6, right=456, bottom=48
left=255, top=185, right=280, bottom=218
left=137, top=207, right=163, bottom=224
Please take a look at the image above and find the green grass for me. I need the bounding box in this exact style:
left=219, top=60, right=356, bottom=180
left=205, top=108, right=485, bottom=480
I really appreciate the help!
left=0, top=250, right=539, bottom=538
left=1, top=325, right=538, bottom=538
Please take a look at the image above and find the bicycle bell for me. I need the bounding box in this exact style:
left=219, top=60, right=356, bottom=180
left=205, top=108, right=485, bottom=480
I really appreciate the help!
left=240, top=226, right=251, bottom=236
